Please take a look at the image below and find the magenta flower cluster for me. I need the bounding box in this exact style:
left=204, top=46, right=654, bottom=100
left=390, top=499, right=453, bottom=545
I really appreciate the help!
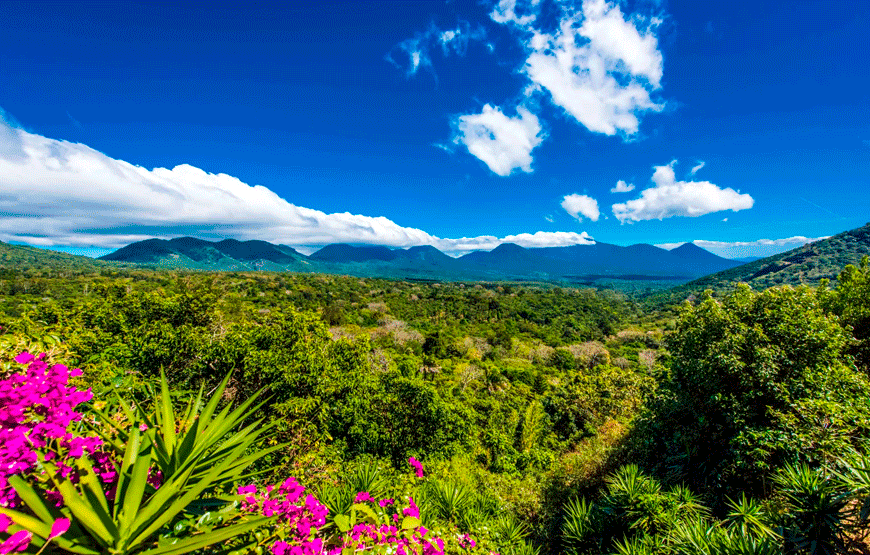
left=408, top=457, right=425, bottom=478
left=0, top=352, right=103, bottom=509
left=238, top=477, right=329, bottom=554
left=336, top=494, right=445, bottom=555
left=458, top=533, right=477, bottom=549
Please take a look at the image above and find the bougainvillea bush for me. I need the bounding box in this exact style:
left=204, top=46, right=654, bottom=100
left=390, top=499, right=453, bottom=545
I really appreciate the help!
left=0, top=352, right=483, bottom=555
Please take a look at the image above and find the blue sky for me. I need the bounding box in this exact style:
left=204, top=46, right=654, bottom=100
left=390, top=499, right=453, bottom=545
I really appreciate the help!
left=0, top=0, right=867, bottom=259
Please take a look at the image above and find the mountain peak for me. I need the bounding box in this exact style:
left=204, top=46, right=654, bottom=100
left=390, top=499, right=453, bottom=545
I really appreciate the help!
left=309, top=244, right=397, bottom=263
left=490, top=242, right=526, bottom=253
left=669, top=241, right=728, bottom=260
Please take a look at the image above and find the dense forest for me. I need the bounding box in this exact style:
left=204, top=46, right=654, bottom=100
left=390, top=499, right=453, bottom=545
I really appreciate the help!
left=1, top=257, right=869, bottom=554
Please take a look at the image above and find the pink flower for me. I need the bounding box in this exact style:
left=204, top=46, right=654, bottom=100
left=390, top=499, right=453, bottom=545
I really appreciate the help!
left=378, top=498, right=394, bottom=507
left=0, top=530, right=31, bottom=554
left=138, top=423, right=148, bottom=431
left=402, top=497, right=420, bottom=519
left=12, top=352, right=33, bottom=365
left=0, top=514, right=11, bottom=533
left=408, top=457, right=424, bottom=478
left=354, top=491, right=375, bottom=503
left=48, top=518, right=70, bottom=539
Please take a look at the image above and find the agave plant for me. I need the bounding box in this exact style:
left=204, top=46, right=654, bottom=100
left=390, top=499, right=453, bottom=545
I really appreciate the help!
left=492, top=514, right=530, bottom=547
left=462, top=491, right=499, bottom=531
left=772, top=463, right=851, bottom=555
left=561, top=496, right=597, bottom=554
left=835, top=452, right=870, bottom=550
left=611, top=534, right=658, bottom=555
left=317, top=460, right=389, bottom=531
left=670, top=518, right=781, bottom=555
left=508, top=540, right=541, bottom=555
left=425, top=479, right=474, bottom=524
left=724, top=494, right=778, bottom=540
left=1, top=371, right=283, bottom=555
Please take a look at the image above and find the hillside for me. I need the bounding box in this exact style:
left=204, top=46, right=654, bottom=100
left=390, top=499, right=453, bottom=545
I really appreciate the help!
left=0, top=241, right=106, bottom=271
left=100, top=237, right=313, bottom=271
left=670, top=222, right=870, bottom=295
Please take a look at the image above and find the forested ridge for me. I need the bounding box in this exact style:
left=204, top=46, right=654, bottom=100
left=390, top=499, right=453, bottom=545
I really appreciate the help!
left=1, top=258, right=868, bottom=555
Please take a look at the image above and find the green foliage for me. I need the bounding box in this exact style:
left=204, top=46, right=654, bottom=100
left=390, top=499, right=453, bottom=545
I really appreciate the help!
left=634, top=284, right=870, bottom=497
left=822, top=256, right=870, bottom=374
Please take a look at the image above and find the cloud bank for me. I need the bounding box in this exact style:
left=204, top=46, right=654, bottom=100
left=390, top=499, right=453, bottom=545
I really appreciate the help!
left=612, top=161, right=754, bottom=223
left=0, top=117, right=592, bottom=256
left=561, top=194, right=600, bottom=221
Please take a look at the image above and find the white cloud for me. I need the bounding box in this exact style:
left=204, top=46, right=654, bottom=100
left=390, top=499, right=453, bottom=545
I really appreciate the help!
left=490, top=0, right=540, bottom=26
left=612, top=161, right=754, bottom=223
left=520, top=0, right=665, bottom=136
left=561, top=194, right=600, bottom=222
left=610, top=180, right=635, bottom=193
left=656, top=236, right=828, bottom=259
left=0, top=117, right=592, bottom=257
left=689, top=160, right=705, bottom=176
left=441, top=231, right=594, bottom=255
left=453, top=104, right=544, bottom=176
left=544, top=214, right=554, bottom=223
left=386, top=21, right=486, bottom=79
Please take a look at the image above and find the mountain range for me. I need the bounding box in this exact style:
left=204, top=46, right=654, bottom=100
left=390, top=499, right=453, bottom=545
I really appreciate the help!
left=2, top=222, right=868, bottom=291
left=96, top=236, right=744, bottom=282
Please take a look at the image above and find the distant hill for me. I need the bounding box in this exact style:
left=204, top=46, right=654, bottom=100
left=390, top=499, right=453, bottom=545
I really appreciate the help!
left=0, top=241, right=106, bottom=271
left=310, top=244, right=399, bottom=263
left=529, top=241, right=741, bottom=278
left=99, top=236, right=743, bottom=284
left=673, top=222, right=870, bottom=293
left=100, top=237, right=311, bottom=271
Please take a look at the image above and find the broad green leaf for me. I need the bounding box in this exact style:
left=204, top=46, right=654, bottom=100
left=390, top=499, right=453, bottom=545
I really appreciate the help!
left=8, top=475, right=56, bottom=523
left=113, top=427, right=142, bottom=519
left=139, top=516, right=272, bottom=555
left=335, top=514, right=351, bottom=533
left=350, top=503, right=380, bottom=525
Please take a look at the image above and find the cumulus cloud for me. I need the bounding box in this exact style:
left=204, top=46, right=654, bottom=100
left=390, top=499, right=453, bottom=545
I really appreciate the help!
left=689, top=160, right=705, bottom=176
left=561, top=194, right=600, bottom=221
left=0, top=116, right=592, bottom=256
left=612, top=161, right=754, bottom=223
left=520, top=0, right=665, bottom=136
left=452, top=104, right=544, bottom=176
left=610, top=180, right=634, bottom=193
left=656, top=236, right=828, bottom=259
left=386, top=21, right=486, bottom=79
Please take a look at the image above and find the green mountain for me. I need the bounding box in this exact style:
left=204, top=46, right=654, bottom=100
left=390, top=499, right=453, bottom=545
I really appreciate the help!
left=99, top=237, right=312, bottom=271
left=0, top=241, right=106, bottom=271
left=677, top=222, right=870, bottom=292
